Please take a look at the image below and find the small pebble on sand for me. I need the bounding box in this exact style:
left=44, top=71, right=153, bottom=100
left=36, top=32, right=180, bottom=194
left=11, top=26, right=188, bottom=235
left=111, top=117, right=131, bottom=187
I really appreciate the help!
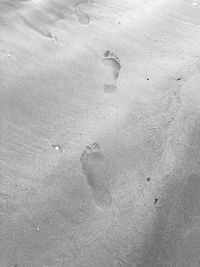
left=52, top=144, right=64, bottom=153
left=154, top=198, right=158, bottom=204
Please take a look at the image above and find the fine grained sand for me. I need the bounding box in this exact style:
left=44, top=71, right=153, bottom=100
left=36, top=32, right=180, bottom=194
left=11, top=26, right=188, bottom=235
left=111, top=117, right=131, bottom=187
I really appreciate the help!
left=1, top=0, right=200, bottom=266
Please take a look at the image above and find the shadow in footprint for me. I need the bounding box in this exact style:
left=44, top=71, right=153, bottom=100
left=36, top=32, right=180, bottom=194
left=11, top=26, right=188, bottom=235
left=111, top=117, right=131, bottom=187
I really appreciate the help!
left=102, top=50, right=121, bottom=93
left=80, top=143, right=112, bottom=209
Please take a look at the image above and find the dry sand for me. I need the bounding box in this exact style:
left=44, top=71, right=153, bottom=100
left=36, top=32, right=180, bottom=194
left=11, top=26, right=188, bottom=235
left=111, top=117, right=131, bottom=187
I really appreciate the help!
left=1, top=0, right=200, bottom=266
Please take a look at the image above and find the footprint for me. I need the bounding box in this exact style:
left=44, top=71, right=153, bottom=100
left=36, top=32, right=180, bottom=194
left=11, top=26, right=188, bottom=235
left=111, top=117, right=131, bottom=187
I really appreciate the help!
left=80, top=143, right=112, bottom=209
left=73, top=1, right=92, bottom=25
left=102, top=50, right=121, bottom=93
left=74, top=9, right=90, bottom=25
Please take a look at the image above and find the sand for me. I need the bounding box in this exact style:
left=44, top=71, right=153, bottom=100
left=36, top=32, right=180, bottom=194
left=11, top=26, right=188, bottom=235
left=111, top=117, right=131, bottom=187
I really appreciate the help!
left=1, top=0, right=200, bottom=266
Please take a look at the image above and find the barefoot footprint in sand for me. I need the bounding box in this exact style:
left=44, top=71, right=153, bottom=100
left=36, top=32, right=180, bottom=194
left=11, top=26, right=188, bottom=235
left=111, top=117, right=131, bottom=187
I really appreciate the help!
left=72, top=0, right=93, bottom=25
left=80, top=143, right=112, bottom=209
left=102, top=50, right=121, bottom=93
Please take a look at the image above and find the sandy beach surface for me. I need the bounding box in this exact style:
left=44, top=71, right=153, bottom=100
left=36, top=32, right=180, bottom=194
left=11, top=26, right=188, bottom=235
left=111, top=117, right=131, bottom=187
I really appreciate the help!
left=1, top=0, right=200, bottom=266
